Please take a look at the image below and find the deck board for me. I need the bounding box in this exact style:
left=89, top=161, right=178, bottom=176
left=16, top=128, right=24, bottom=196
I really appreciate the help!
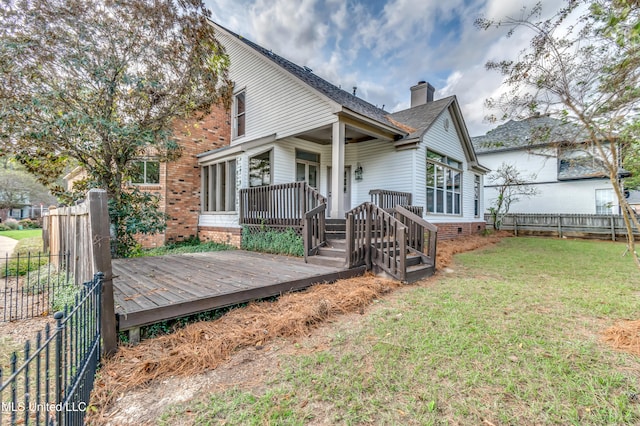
left=112, top=250, right=365, bottom=330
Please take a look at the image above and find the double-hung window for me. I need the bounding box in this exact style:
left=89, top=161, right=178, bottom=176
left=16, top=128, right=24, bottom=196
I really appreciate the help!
left=233, top=90, right=246, bottom=138
left=595, top=188, right=614, bottom=214
left=249, top=150, right=272, bottom=187
left=426, top=151, right=462, bottom=215
left=295, top=150, right=319, bottom=189
left=202, top=159, right=237, bottom=212
left=130, top=160, right=160, bottom=185
left=474, top=174, right=481, bottom=217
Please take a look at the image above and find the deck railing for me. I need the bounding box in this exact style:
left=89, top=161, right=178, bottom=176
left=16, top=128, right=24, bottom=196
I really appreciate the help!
left=303, top=203, right=327, bottom=261
left=239, top=182, right=326, bottom=230
left=369, top=189, right=412, bottom=211
left=394, top=205, right=438, bottom=267
left=346, top=203, right=408, bottom=281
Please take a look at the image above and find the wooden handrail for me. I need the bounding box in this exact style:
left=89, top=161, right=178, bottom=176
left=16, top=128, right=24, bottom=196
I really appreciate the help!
left=369, top=189, right=412, bottom=209
left=395, top=205, right=438, bottom=264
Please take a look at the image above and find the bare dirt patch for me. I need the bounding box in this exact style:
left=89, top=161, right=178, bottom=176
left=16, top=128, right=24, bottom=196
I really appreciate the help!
left=89, top=232, right=507, bottom=425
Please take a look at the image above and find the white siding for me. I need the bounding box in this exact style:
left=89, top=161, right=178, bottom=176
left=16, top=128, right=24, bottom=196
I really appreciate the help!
left=199, top=213, right=240, bottom=228
left=218, top=30, right=338, bottom=144
left=478, top=148, right=614, bottom=214
left=421, top=110, right=480, bottom=223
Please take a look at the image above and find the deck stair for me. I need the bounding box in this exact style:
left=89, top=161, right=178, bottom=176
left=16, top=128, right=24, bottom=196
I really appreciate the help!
left=307, top=219, right=347, bottom=267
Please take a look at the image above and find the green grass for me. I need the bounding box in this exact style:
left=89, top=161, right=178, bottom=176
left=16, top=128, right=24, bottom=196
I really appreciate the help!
left=1, top=236, right=48, bottom=277
left=0, top=229, right=42, bottom=240
left=159, top=237, right=640, bottom=425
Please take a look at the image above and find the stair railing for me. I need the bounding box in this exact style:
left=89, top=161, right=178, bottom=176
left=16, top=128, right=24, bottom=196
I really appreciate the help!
left=346, top=202, right=407, bottom=281
left=303, top=185, right=327, bottom=261
left=393, top=205, right=438, bottom=268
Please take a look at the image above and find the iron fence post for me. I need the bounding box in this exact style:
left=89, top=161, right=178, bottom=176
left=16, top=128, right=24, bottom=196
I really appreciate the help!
left=54, top=310, right=64, bottom=425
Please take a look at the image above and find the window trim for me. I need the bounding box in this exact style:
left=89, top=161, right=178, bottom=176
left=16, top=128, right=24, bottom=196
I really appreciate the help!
left=233, top=89, right=246, bottom=139
left=295, top=149, right=320, bottom=189
left=426, top=150, right=462, bottom=216
left=130, top=160, right=160, bottom=185
left=248, top=148, right=272, bottom=188
left=201, top=158, right=237, bottom=213
left=474, top=174, right=481, bottom=217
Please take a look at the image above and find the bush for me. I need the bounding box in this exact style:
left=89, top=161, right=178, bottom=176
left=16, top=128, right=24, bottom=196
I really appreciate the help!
left=24, top=264, right=73, bottom=295
left=4, top=218, right=19, bottom=230
left=50, top=283, right=81, bottom=313
left=138, top=238, right=234, bottom=257
left=18, top=218, right=40, bottom=229
left=0, top=237, right=48, bottom=278
left=0, top=223, right=10, bottom=231
left=241, top=226, right=304, bottom=257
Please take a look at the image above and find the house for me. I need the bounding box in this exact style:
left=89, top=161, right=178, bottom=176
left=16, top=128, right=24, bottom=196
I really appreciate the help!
left=196, top=22, right=488, bottom=251
left=471, top=115, right=618, bottom=215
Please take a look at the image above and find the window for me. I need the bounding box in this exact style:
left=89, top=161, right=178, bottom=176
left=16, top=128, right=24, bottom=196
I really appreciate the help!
left=426, top=150, right=462, bottom=215
left=202, top=159, right=237, bottom=212
left=595, top=188, right=615, bottom=214
left=233, top=91, right=246, bottom=138
left=130, top=160, right=160, bottom=184
left=295, top=150, right=320, bottom=189
left=474, top=174, right=481, bottom=217
left=249, top=150, right=271, bottom=187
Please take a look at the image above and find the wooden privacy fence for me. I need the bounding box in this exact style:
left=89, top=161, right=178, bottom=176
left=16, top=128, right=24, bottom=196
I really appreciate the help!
left=42, top=189, right=117, bottom=356
left=485, top=213, right=640, bottom=241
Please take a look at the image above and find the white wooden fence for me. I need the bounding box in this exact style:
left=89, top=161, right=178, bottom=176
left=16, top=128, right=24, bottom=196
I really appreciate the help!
left=485, top=213, right=640, bottom=241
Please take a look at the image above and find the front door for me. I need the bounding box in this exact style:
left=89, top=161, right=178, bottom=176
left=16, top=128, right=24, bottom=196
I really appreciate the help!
left=327, top=166, right=351, bottom=217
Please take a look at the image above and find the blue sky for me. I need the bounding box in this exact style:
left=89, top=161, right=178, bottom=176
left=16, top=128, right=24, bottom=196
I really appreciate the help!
left=202, top=0, right=565, bottom=136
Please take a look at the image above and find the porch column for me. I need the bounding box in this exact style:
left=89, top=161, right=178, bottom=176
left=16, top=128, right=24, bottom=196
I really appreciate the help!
left=331, top=121, right=346, bottom=218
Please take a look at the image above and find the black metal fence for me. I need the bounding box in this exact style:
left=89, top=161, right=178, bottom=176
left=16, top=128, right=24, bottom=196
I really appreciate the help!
left=2, top=252, right=72, bottom=321
left=0, top=273, right=103, bottom=426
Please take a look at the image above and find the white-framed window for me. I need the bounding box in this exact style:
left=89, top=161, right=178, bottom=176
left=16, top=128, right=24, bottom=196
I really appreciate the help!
left=130, top=160, right=160, bottom=185
left=474, top=174, right=481, bottom=217
left=295, top=150, right=320, bottom=189
left=233, top=90, right=246, bottom=139
left=249, top=150, right=272, bottom=187
left=202, top=159, right=237, bottom=212
left=595, top=188, right=615, bottom=214
left=426, top=150, right=462, bottom=215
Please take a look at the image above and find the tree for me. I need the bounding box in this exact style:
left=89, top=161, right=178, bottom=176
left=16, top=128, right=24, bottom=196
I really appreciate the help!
left=0, top=0, right=232, bottom=256
left=0, top=158, right=56, bottom=211
left=487, top=163, right=539, bottom=230
left=476, top=0, right=640, bottom=268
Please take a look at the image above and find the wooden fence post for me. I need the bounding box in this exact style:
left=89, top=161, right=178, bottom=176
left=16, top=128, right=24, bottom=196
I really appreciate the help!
left=88, top=189, right=117, bottom=356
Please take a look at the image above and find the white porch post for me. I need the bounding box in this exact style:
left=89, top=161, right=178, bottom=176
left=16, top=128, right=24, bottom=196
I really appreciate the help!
left=331, top=121, right=346, bottom=218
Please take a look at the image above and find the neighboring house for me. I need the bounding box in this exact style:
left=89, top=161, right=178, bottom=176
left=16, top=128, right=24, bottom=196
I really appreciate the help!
left=196, top=23, right=488, bottom=245
left=471, top=115, right=618, bottom=215
left=628, top=190, right=640, bottom=215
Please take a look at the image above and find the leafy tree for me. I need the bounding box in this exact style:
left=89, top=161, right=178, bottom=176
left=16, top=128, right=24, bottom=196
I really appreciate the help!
left=0, top=157, right=56, bottom=211
left=0, top=0, right=232, bottom=257
left=487, top=163, right=539, bottom=230
left=476, top=0, right=640, bottom=267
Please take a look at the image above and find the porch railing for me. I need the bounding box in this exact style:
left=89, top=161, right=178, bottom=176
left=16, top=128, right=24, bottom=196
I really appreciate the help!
left=239, top=182, right=326, bottom=230
left=369, top=189, right=412, bottom=211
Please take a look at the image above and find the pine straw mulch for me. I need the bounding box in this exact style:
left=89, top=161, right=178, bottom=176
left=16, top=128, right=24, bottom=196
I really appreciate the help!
left=602, top=320, right=640, bottom=357
left=88, top=232, right=506, bottom=423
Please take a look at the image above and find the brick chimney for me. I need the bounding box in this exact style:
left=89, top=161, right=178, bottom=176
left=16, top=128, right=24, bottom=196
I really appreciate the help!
left=410, top=81, right=435, bottom=107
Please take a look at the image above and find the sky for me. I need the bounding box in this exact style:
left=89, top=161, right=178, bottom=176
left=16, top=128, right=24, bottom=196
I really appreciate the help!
left=202, top=0, right=568, bottom=137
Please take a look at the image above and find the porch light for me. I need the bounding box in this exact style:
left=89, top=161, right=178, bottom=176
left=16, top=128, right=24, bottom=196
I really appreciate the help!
left=355, top=163, right=363, bottom=181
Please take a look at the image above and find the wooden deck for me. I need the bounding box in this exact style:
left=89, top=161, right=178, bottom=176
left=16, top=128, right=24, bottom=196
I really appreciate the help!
left=112, top=250, right=365, bottom=331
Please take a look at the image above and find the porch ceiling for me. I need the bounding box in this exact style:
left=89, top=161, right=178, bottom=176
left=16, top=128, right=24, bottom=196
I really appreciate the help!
left=295, top=124, right=377, bottom=145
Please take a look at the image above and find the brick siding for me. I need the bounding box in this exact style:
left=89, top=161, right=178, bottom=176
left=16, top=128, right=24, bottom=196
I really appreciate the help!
left=435, top=221, right=486, bottom=241
left=198, top=226, right=242, bottom=248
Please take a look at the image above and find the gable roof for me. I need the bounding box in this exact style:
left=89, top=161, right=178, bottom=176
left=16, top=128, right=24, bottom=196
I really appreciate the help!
left=471, top=115, right=587, bottom=154
left=389, top=97, right=456, bottom=140
left=212, top=22, right=404, bottom=133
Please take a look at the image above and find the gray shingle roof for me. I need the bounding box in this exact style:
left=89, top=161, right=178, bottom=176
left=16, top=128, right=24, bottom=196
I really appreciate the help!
left=389, top=97, right=455, bottom=139
left=217, top=23, right=404, bottom=132
left=471, top=115, right=586, bottom=153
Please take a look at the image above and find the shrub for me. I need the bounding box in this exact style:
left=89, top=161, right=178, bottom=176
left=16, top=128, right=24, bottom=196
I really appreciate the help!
left=50, top=283, right=81, bottom=313
left=18, top=218, right=40, bottom=229
left=0, top=224, right=10, bottom=231
left=24, top=264, right=73, bottom=295
left=241, top=226, right=304, bottom=257
left=1, top=250, right=49, bottom=278
left=4, top=218, right=19, bottom=230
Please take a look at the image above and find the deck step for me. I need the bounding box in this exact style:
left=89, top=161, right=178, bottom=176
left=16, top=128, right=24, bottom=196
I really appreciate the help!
left=306, top=255, right=347, bottom=268
left=405, top=264, right=435, bottom=283
left=326, top=238, right=346, bottom=249
left=326, top=231, right=346, bottom=239
left=317, top=246, right=346, bottom=258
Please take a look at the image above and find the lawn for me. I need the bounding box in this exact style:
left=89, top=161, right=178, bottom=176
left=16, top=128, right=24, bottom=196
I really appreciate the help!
left=159, top=237, right=640, bottom=425
left=0, top=229, right=42, bottom=241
